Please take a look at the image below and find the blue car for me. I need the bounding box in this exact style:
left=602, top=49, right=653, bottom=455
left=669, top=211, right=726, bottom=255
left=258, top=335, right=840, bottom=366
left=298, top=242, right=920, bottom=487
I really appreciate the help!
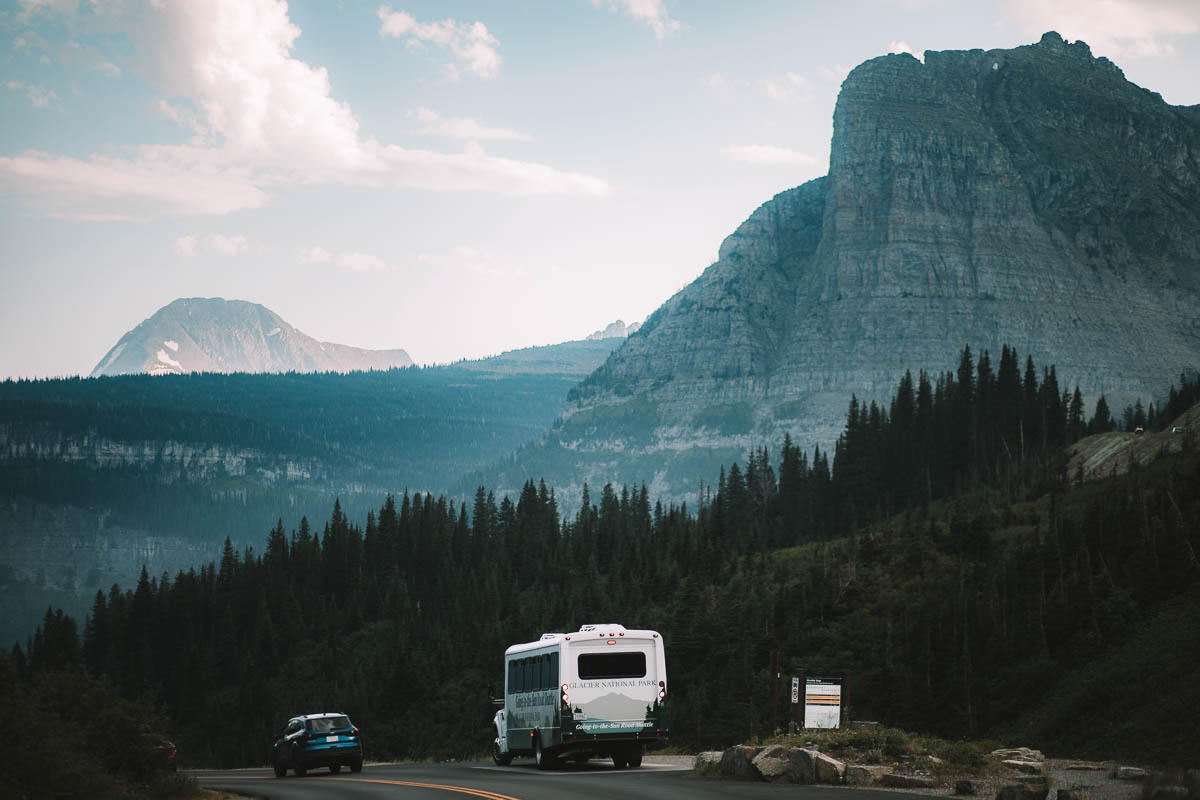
left=272, top=712, right=363, bottom=777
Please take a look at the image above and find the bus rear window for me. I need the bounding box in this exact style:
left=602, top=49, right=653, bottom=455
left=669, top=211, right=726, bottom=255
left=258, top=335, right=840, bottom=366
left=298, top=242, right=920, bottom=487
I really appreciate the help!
left=577, top=652, right=646, bottom=679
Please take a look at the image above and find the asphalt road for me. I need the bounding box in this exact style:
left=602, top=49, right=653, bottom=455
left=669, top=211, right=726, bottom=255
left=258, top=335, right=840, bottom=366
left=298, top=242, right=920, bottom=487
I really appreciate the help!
left=195, top=758, right=919, bottom=799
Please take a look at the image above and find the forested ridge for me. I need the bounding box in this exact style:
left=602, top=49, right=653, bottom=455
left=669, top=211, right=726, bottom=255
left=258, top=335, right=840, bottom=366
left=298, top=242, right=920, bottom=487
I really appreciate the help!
left=7, top=346, right=1199, bottom=777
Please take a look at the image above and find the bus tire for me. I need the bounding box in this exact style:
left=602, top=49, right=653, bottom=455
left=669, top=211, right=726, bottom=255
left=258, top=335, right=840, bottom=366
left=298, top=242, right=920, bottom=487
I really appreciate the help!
left=612, top=752, right=627, bottom=769
left=627, top=745, right=643, bottom=768
left=491, top=734, right=513, bottom=766
left=534, top=734, right=553, bottom=771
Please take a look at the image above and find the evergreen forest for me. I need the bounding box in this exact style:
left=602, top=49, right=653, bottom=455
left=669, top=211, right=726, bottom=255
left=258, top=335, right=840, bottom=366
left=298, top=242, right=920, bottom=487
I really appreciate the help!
left=6, top=346, right=1199, bottom=786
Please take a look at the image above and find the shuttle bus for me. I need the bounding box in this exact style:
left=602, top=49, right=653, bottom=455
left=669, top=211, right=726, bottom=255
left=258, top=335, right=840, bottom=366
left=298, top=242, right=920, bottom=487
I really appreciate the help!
left=490, top=623, right=668, bottom=769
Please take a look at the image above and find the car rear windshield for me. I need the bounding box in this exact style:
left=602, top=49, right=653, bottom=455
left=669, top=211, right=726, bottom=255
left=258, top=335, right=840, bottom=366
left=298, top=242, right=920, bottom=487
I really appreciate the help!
left=307, top=716, right=351, bottom=732
left=577, top=651, right=646, bottom=679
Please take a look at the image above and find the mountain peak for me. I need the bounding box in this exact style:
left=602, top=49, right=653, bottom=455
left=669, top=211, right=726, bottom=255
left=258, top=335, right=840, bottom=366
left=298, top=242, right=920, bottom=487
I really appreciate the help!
left=91, top=298, right=413, bottom=377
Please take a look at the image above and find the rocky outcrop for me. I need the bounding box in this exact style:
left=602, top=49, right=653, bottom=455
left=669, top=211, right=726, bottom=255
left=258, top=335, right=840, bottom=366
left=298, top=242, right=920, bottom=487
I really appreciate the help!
left=512, top=32, right=1200, bottom=504
left=90, top=297, right=413, bottom=376
left=586, top=320, right=641, bottom=341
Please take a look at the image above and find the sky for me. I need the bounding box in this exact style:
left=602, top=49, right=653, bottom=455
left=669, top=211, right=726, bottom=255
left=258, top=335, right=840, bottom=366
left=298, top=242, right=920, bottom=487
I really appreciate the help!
left=2, top=0, right=1199, bottom=378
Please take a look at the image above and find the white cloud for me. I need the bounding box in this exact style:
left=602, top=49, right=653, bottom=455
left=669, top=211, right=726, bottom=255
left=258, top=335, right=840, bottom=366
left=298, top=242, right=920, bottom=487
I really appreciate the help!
left=0, top=0, right=607, bottom=220
left=337, top=251, right=388, bottom=272
left=374, top=141, right=607, bottom=196
left=173, top=234, right=198, bottom=257
left=173, top=233, right=248, bottom=257
left=298, top=245, right=332, bottom=264
left=820, top=64, right=852, bottom=83
left=722, top=144, right=818, bottom=167
left=211, top=234, right=248, bottom=255
left=763, top=71, right=809, bottom=102
left=6, top=80, right=57, bottom=108
left=409, top=107, right=531, bottom=141
left=888, top=41, right=924, bottom=62
left=590, top=0, right=684, bottom=38
left=377, top=6, right=500, bottom=79
left=1007, top=0, right=1200, bottom=60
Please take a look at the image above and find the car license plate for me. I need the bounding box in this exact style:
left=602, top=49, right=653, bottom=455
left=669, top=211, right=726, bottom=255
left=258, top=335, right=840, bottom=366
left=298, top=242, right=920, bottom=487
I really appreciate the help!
left=326, top=736, right=338, bottom=743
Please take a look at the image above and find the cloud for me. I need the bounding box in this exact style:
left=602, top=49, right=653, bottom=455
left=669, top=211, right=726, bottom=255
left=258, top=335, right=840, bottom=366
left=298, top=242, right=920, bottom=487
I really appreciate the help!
left=888, top=40, right=924, bottom=62
left=211, top=233, right=248, bottom=255
left=763, top=71, right=809, bottom=102
left=173, top=235, right=198, bottom=258
left=337, top=252, right=388, bottom=272
left=374, top=141, right=608, bottom=196
left=0, top=0, right=607, bottom=220
left=1007, top=0, right=1200, bottom=60
left=590, top=0, right=684, bottom=38
left=173, top=233, right=249, bottom=257
left=0, top=150, right=269, bottom=220
left=6, top=80, right=57, bottom=108
left=377, top=6, right=500, bottom=79
left=820, top=64, right=852, bottom=83
left=298, top=245, right=332, bottom=264
left=722, top=144, right=818, bottom=167
left=409, top=107, right=531, bottom=141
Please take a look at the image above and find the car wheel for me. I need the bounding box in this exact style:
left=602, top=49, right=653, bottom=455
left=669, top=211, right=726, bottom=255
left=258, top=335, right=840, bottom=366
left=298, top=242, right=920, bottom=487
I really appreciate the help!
left=330, top=764, right=341, bottom=774
left=350, top=758, right=363, bottom=773
left=627, top=746, right=643, bottom=768
left=293, top=745, right=306, bottom=778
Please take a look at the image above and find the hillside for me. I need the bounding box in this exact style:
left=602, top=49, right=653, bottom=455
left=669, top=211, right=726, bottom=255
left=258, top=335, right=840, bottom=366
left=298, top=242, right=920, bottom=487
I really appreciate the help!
left=1067, top=404, right=1199, bottom=482
left=90, top=297, right=414, bottom=376
left=497, top=32, right=1200, bottom=505
left=0, top=338, right=621, bottom=647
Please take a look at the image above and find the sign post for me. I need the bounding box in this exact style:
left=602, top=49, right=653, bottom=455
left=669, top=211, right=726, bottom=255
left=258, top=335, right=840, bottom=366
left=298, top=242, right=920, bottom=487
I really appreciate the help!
left=803, top=677, right=842, bottom=729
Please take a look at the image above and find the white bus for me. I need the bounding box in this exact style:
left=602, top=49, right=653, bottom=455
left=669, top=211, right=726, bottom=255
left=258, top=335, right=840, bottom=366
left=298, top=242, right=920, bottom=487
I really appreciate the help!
left=490, top=623, right=668, bottom=769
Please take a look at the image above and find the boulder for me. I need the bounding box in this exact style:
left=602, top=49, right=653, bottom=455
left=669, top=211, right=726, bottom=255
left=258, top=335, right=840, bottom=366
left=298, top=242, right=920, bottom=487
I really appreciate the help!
left=996, top=783, right=1050, bottom=800
left=786, top=748, right=818, bottom=784
left=1005, top=759, right=1048, bottom=775
left=1117, top=767, right=1149, bottom=781
left=694, top=751, right=722, bottom=770
left=846, top=765, right=888, bottom=786
left=992, top=748, right=1046, bottom=762
left=752, top=745, right=790, bottom=782
left=882, top=773, right=938, bottom=789
left=719, top=745, right=761, bottom=779
left=814, top=752, right=846, bottom=783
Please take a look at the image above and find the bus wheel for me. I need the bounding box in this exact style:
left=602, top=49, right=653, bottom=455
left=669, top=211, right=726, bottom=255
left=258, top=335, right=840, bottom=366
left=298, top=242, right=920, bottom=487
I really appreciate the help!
left=627, top=745, right=643, bottom=768
left=491, top=736, right=513, bottom=766
left=534, top=735, right=553, bottom=771
left=612, top=752, right=628, bottom=769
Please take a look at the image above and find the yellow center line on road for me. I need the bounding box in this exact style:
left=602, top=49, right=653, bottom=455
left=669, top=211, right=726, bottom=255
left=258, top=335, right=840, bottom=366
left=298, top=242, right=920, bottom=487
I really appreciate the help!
left=329, top=777, right=522, bottom=799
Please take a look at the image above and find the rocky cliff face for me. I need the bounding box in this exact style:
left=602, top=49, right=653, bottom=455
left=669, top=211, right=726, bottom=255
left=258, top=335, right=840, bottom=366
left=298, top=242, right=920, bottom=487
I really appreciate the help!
left=516, top=33, right=1200, bottom=504
left=90, top=297, right=414, bottom=376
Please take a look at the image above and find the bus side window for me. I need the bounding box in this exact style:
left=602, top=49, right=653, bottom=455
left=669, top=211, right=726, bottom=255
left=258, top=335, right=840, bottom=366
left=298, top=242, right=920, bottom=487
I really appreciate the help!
left=550, top=652, right=559, bottom=689
left=511, top=659, right=522, bottom=693
left=524, top=657, right=535, bottom=692
left=540, top=654, right=550, bottom=690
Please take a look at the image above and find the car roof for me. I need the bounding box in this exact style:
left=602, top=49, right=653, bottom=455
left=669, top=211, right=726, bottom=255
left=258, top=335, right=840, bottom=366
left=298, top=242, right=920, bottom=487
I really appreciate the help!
left=296, top=712, right=349, bottom=720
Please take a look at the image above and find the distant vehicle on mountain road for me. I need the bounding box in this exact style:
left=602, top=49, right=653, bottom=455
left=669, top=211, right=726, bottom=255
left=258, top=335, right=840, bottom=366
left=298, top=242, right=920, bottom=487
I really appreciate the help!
left=272, top=712, right=363, bottom=777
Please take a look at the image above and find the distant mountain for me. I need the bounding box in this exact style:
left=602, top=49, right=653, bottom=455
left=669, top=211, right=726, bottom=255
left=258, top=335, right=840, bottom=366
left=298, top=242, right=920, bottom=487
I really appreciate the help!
left=496, top=32, right=1200, bottom=504
left=90, top=297, right=413, bottom=377
left=586, top=320, right=641, bottom=341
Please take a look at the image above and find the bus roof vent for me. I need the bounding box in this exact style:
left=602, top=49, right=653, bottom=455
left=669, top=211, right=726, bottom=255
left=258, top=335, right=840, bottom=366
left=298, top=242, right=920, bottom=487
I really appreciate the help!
left=540, top=633, right=564, bottom=640
left=579, top=623, right=627, bottom=633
